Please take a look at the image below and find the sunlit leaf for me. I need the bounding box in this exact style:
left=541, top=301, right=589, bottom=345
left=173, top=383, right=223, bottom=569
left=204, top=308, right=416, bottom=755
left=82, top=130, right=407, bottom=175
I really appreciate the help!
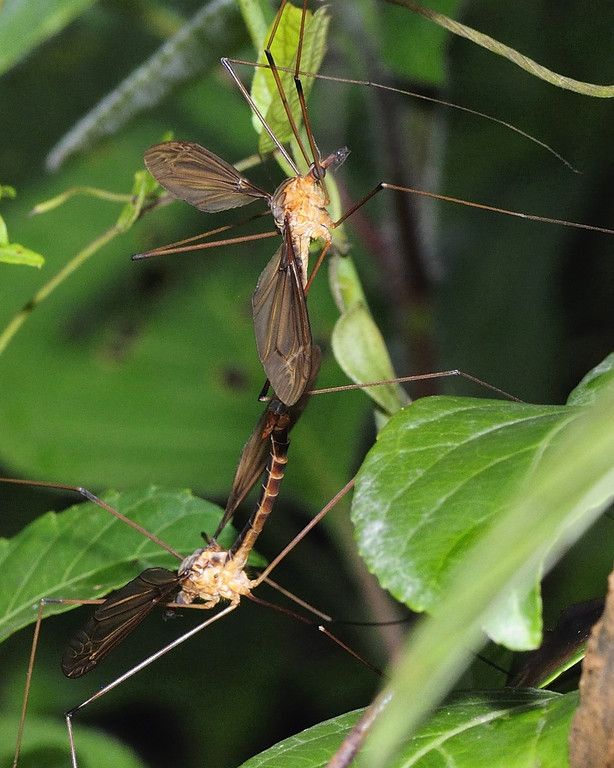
left=238, top=690, right=576, bottom=768
left=251, top=4, right=330, bottom=155
left=352, top=354, right=614, bottom=649
left=0, top=242, right=45, bottom=268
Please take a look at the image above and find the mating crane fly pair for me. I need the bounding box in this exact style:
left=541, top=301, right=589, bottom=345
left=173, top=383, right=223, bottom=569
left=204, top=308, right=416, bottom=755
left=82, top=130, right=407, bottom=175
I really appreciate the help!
left=8, top=1, right=614, bottom=766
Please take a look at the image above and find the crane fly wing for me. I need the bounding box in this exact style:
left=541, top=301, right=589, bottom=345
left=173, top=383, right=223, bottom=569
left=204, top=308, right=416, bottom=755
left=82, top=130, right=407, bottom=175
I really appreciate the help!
left=218, top=345, right=322, bottom=535
left=62, top=567, right=180, bottom=679
left=218, top=408, right=272, bottom=537
left=252, top=237, right=313, bottom=407
left=144, top=141, right=270, bottom=213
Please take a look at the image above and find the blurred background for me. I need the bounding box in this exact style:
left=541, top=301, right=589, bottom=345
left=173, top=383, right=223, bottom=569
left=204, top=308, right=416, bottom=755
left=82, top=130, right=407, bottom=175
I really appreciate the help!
left=0, top=1, right=612, bottom=766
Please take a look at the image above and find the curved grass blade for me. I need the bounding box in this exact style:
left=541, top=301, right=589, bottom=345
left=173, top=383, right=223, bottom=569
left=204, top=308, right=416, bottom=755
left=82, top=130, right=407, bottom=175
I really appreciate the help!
left=46, top=0, right=243, bottom=170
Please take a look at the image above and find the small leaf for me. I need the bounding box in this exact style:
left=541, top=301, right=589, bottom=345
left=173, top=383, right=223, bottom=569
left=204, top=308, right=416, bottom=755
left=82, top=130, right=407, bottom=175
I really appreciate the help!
left=352, top=396, right=580, bottom=648
left=332, top=301, right=408, bottom=416
left=0, top=487, right=242, bottom=643
left=238, top=690, right=577, bottom=768
left=116, top=170, right=161, bottom=231
left=0, top=242, right=45, bottom=268
left=252, top=4, right=330, bottom=155
left=0, top=214, right=8, bottom=247
left=0, top=185, right=17, bottom=201
left=567, top=351, right=614, bottom=406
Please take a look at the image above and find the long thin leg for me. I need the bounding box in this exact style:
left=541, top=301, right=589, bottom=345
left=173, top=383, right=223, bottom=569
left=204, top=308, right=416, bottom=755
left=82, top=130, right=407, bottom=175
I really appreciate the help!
left=12, top=596, right=106, bottom=768
left=262, top=0, right=314, bottom=170
left=248, top=592, right=381, bottom=676
left=133, top=228, right=279, bottom=261
left=221, top=58, right=299, bottom=175
left=13, top=600, right=45, bottom=768
left=224, top=56, right=577, bottom=172
left=132, top=210, right=272, bottom=260
left=65, top=603, right=238, bottom=768
left=0, top=478, right=182, bottom=560
left=333, top=181, right=614, bottom=236
left=308, top=369, right=522, bottom=402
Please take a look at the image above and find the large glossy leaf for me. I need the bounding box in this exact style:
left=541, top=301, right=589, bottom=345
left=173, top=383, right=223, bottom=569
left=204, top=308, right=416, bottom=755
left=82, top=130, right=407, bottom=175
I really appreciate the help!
left=352, top=354, right=614, bottom=649
left=0, top=487, right=237, bottom=642
left=361, top=368, right=614, bottom=768
left=238, top=690, right=576, bottom=768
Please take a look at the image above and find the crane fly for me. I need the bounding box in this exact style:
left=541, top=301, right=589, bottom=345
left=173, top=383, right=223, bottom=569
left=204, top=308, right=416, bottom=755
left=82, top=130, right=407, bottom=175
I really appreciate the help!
left=219, top=344, right=321, bottom=533
left=138, top=0, right=614, bottom=408
left=5, top=365, right=532, bottom=768
left=6, top=429, right=362, bottom=765
left=141, top=138, right=346, bottom=408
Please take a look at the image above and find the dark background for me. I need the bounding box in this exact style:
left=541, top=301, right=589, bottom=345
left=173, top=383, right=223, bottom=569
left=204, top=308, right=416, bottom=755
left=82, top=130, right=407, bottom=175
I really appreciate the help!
left=0, top=1, right=612, bottom=766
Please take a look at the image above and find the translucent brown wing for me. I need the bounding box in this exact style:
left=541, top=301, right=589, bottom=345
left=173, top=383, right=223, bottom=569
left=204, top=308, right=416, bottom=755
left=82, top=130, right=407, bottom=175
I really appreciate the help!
left=144, top=141, right=270, bottom=213
left=216, top=346, right=321, bottom=537
left=252, top=235, right=313, bottom=407
left=62, top=567, right=180, bottom=678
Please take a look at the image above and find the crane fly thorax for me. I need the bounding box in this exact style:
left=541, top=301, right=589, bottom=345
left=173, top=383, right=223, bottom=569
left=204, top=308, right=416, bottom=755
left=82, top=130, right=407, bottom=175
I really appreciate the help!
left=271, top=174, right=333, bottom=285
left=176, top=542, right=251, bottom=607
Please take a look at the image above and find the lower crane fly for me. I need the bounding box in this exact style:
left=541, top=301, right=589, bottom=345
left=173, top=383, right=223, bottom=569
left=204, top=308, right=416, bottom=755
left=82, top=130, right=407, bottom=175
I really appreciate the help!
left=9, top=356, right=369, bottom=768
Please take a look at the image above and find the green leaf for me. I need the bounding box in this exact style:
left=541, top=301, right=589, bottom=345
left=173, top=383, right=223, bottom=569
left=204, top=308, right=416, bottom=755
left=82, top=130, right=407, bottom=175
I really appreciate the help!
left=351, top=354, right=614, bottom=649
left=0, top=0, right=96, bottom=77
left=251, top=4, right=330, bottom=156
left=0, top=487, right=241, bottom=642
left=238, top=690, right=576, bottom=768
left=352, top=397, right=570, bottom=647
left=332, top=301, right=408, bottom=416
left=0, top=714, right=145, bottom=768
left=0, top=242, right=45, bottom=268
left=0, top=185, right=17, bottom=201
left=237, top=0, right=272, bottom=53
left=116, top=170, right=160, bottom=232
left=0, top=214, right=8, bottom=247
left=567, top=352, right=614, bottom=406
left=363, top=372, right=614, bottom=767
